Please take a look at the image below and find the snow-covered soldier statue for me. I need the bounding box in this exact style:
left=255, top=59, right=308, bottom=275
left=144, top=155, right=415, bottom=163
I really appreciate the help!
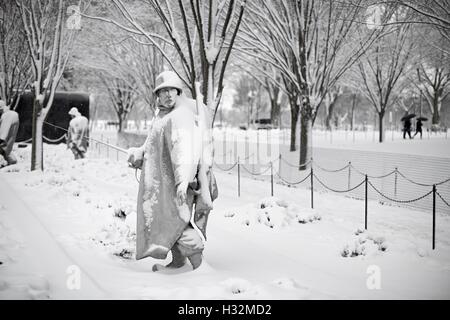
left=0, top=99, right=20, bottom=168
left=127, top=70, right=218, bottom=271
left=66, top=107, right=89, bottom=159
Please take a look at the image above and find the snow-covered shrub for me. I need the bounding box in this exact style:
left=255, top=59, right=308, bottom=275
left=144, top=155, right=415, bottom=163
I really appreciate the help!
left=224, top=197, right=321, bottom=230
left=342, top=230, right=388, bottom=258
left=112, top=197, right=135, bottom=219
left=91, top=216, right=136, bottom=259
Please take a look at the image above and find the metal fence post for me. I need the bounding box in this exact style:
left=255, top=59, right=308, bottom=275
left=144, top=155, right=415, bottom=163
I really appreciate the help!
left=394, top=167, right=398, bottom=198
left=270, top=161, right=274, bottom=197
left=365, top=174, right=368, bottom=230
left=238, top=157, right=241, bottom=197
left=106, top=138, right=110, bottom=158
left=433, top=184, right=436, bottom=250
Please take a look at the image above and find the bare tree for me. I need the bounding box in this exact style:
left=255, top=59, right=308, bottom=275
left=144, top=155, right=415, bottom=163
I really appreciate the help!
left=83, top=0, right=246, bottom=127
left=16, top=0, right=79, bottom=171
left=234, top=59, right=284, bottom=128
left=87, top=38, right=163, bottom=131
left=0, top=1, right=31, bottom=109
left=324, top=86, right=342, bottom=131
left=122, top=40, right=164, bottom=114
left=70, top=4, right=166, bottom=125
left=238, top=0, right=392, bottom=168
left=354, top=22, right=414, bottom=142
left=409, top=23, right=450, bottom=127
left=416, top=63, right=450, bottom=126
left=384, top=1, right=450, bottom=48
left=230, top=72, right=257, bottom=127
left=99, top=75, right=138, bottom=132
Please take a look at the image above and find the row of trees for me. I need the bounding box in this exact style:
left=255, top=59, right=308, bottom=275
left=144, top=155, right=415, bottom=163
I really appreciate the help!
left=0, top=0, right=80, bottom=170
left=230, top=0, right=449, bottom=168
left=1, top=0, right=449, bottom=171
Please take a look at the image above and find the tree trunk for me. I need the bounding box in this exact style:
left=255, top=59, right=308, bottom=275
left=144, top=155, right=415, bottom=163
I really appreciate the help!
left=299, top=106, right=312, bottom=171
left=289, top=101, right=299, bottom=152
left=350, top=94, right=357, bottom=131
left=378, top=111, right=385, bottom=143
left=207, top=66, right=214, bottom=111
left=118, top=115, right=123, bottom=133
left=325, top=100, right=337, bottom=131
left=270, top=98, right=280, bottom=128
left=432, top=93, right=441, bottom=125
left=31, top=99, right=44, bottom=171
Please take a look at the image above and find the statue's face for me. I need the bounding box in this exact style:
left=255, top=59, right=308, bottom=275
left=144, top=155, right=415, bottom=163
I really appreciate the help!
left=158, top=87, right=178, bottom=108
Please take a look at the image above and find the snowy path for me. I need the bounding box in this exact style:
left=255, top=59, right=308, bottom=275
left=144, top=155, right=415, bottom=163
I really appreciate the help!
left=1, top=144, right=449, bottom=299
left=0, top=177, right=105, bottom=299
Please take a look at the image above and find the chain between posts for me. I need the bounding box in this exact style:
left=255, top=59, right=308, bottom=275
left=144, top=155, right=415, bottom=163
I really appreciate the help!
left=349, top=164, right=397, bottom=179
left=436, top=190, right=450, bottom=207
left=239, top=156, right=279, bottom=176
left=275, top=172, right=311, bottom=185
left=368, top=180, right=433, bottom=203
left=313, top=174, right=366, bottom=193
left=314, top=162, right=350, bottom=173
left=240, top=163, right=273, bottom=176
left=279, top=156, right=312, bottom=168
left=396, top=169, right=450, bottom=187
left=213, top=160, right=238, bottom=171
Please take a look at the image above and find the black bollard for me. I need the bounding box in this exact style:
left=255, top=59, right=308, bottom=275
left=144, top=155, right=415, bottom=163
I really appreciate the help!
left=270, top=161, right=274, bottom=197
left=310, top=166, right=314, bottom=209
left=237, top=157, right=241, bottom=197
left=433, top=185, right=436, bottom=250
left=365, top=174, right=368, bottom=230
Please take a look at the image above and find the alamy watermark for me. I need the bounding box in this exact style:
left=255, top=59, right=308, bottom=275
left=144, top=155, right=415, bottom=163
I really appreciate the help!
left=66, top=265, right=81, bottom=290
left=66, top=5, right=81, bottom=30
left=366, top=265, right=381, bottom=290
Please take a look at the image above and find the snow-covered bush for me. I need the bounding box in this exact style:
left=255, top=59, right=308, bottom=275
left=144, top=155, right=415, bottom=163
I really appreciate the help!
left=224, top=197, right=321, bottom=229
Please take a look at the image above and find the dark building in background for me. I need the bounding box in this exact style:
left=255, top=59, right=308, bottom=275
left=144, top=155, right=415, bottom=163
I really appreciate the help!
left=14, top=91, right=90, bottom=143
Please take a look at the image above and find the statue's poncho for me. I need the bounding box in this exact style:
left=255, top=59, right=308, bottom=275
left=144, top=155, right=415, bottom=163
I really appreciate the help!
left=135, top=95, right=215, bottom=260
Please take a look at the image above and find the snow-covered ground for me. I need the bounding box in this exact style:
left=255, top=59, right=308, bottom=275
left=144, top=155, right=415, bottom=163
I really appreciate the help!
left=0, top=144, right=449, bottom=299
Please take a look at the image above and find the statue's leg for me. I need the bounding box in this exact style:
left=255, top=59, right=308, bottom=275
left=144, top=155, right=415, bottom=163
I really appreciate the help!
left=187, top=252, right=202, bottom=270
left=175, top=227, right=204, bottom=270
left=71, top=147, right=79, bottom=159
left=162, top=245, right=187, bottom=269
left=5, top=153, right=17, bottom=165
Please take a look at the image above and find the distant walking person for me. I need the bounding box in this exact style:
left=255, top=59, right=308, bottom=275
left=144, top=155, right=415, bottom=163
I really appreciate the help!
left=413, top=119, right=423, bottom=139
left=0, top=99, right=20, bottom=167
left=67, top=107, right=89, bottom=159
left=402, top=113, right=412, bottom=139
